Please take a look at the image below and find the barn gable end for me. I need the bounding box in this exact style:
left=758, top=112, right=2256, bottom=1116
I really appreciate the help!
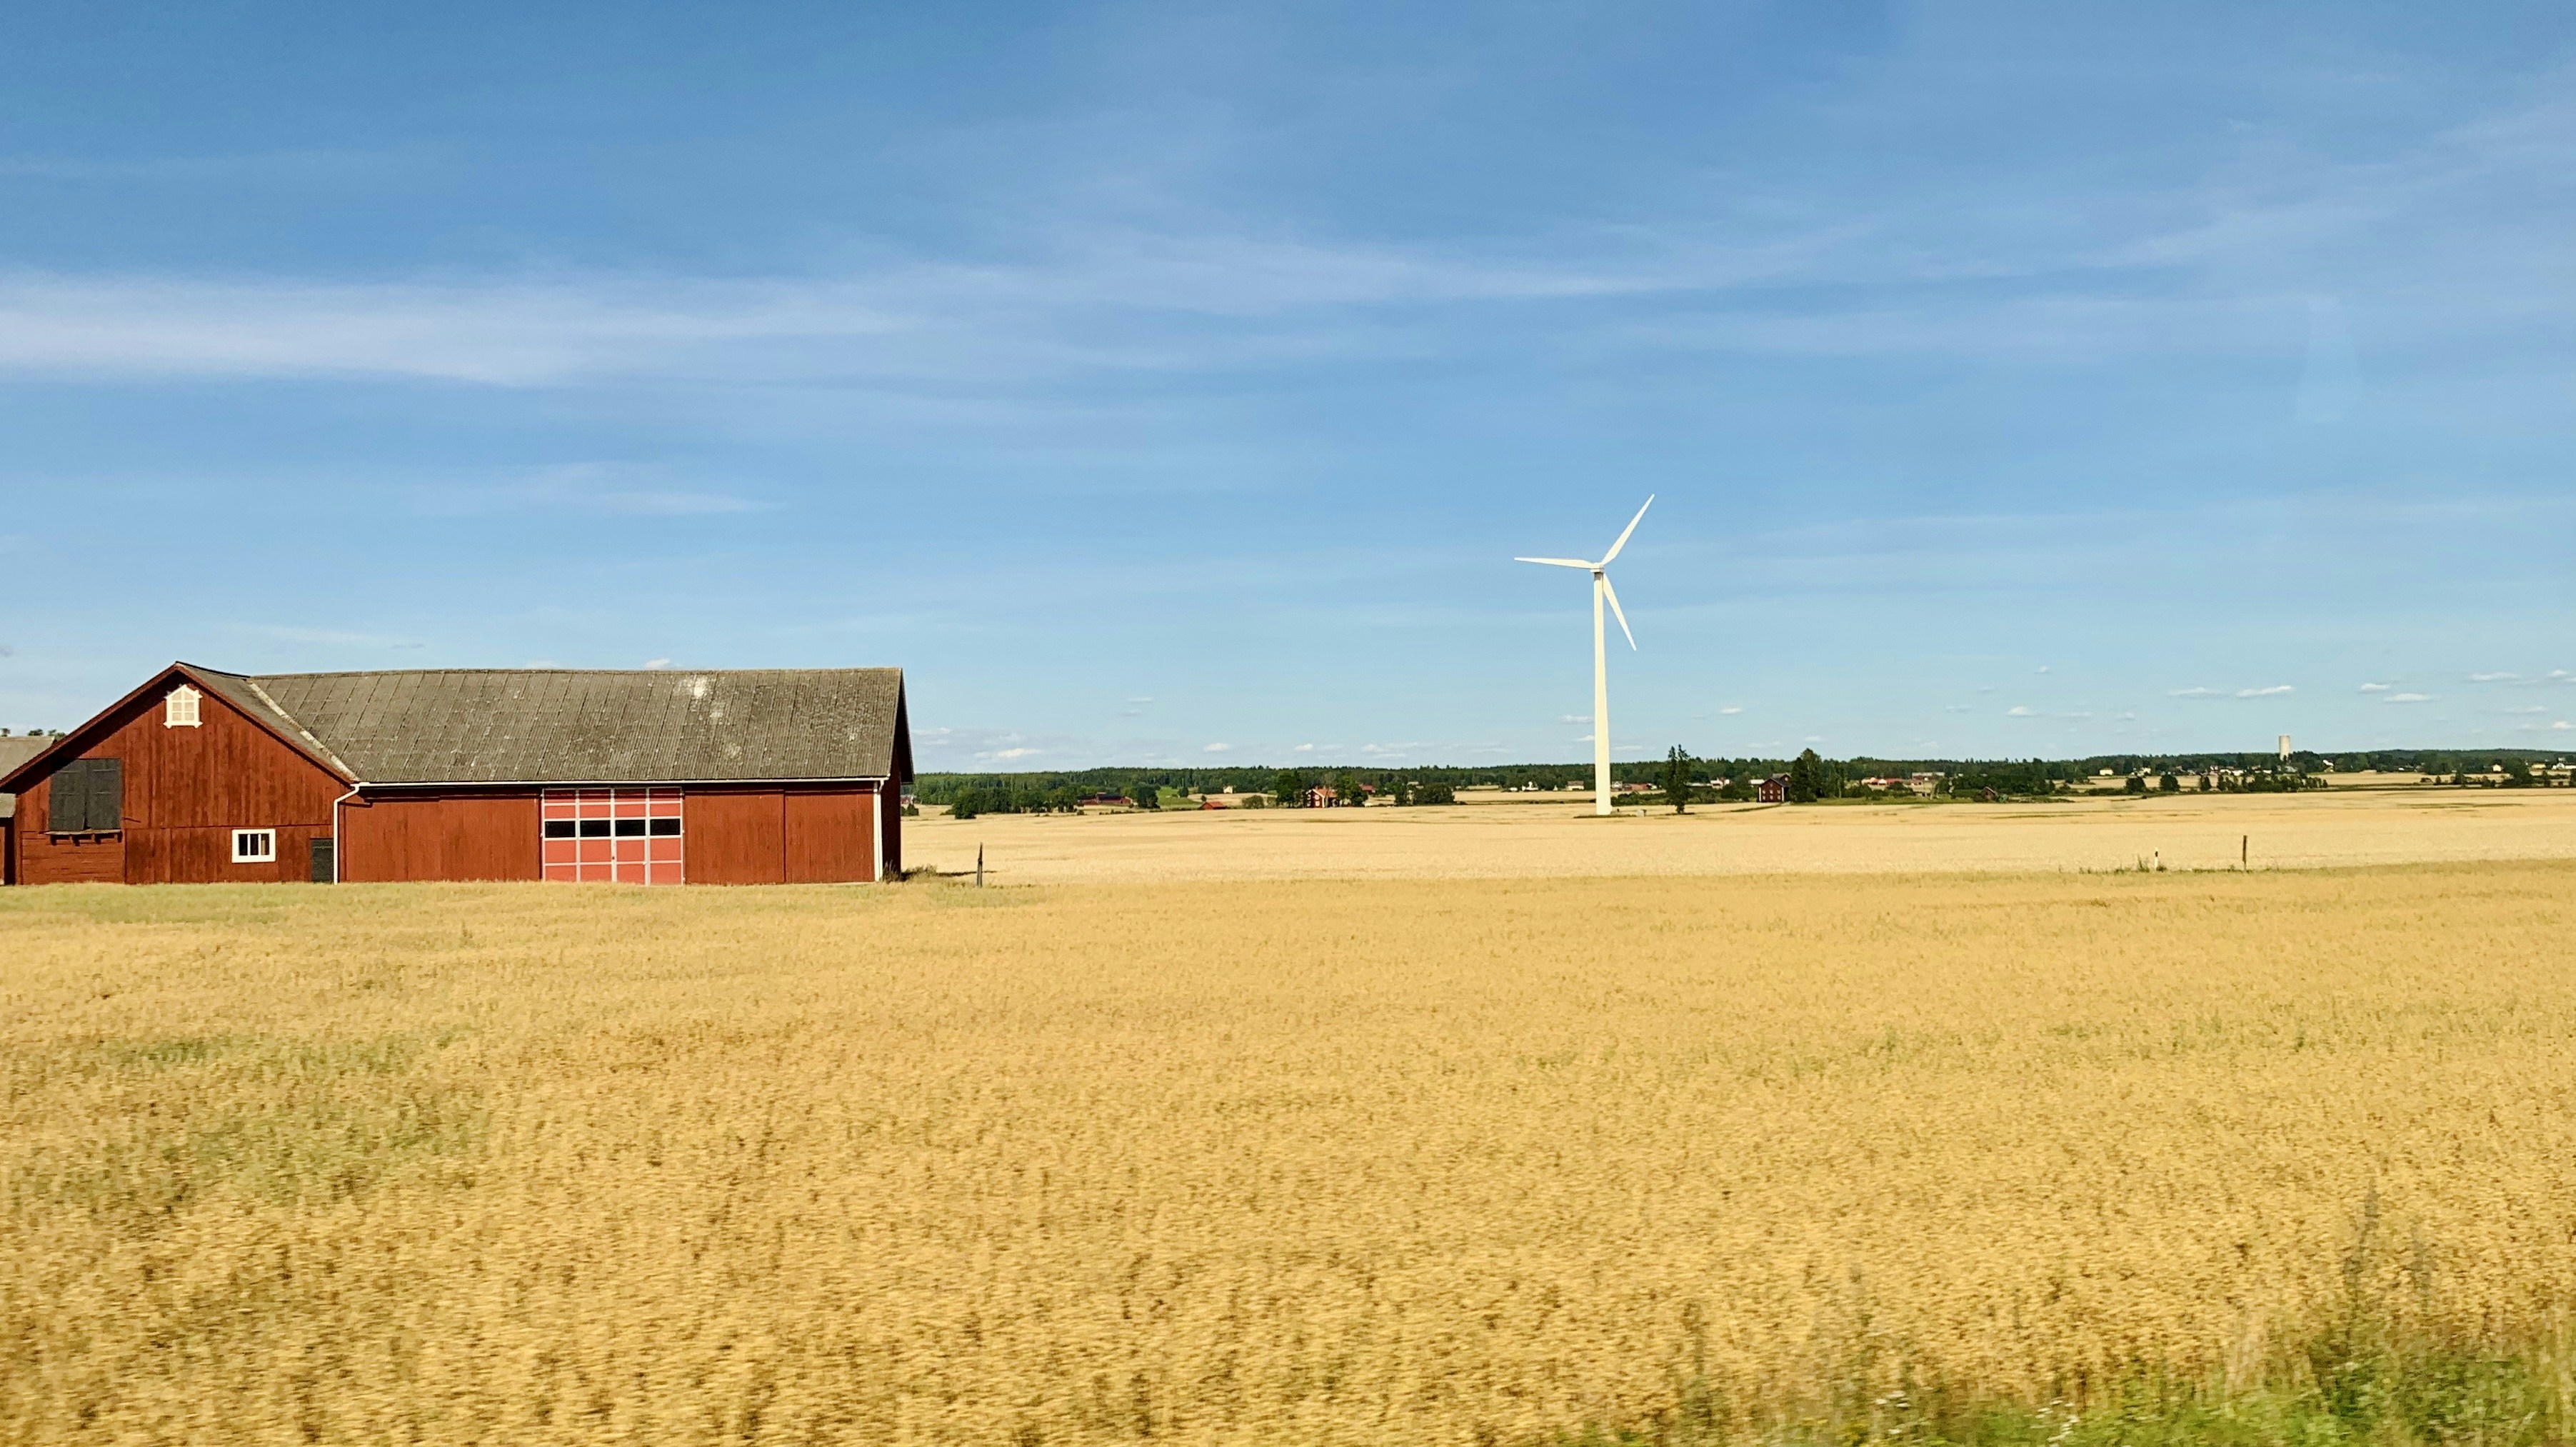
left=2, top=666, right=351, bottom=886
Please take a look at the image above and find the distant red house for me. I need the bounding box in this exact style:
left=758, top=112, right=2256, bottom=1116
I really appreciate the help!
left=1, top=662, right=912, bottom=886
left=1755, top=776, right=1788, bottom=803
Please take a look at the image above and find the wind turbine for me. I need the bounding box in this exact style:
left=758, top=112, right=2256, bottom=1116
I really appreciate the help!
left=1516, top=496, right=1653, bottom=816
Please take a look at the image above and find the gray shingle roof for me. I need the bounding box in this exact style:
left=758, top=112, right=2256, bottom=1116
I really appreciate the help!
left=0, top=736, right=49, bottom=818
left=184, top=666, right=909, bottom=786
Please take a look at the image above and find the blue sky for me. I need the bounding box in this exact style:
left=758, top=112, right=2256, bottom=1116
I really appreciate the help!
left=2, top=1, right=2571, bottom=768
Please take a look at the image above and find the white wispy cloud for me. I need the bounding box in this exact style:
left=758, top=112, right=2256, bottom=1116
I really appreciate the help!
left=2469, top=671, right=2522, bottom=682
left=0, top=86, right=2559, bottom=394
left=1718, top=705, right=1743, bottom=715
left=2386, top=692, right=2435, bottom=704
left=1202, top=742, right=1231, bottom=753
left=0, top=146, right=422, bottom=184
left=413, top=462, right=770, bottom=518
left=2359, top=682, right=2392, bottom=693
left=0, top=229, right=1745, bottom=388
left=245, top=624, right=421, bottom=649
left=2237, top=685, right=2295, bottom=698
left=2006, top=705, right=2035, bottom=716
left=2169, top=686, right=2222, bottom=698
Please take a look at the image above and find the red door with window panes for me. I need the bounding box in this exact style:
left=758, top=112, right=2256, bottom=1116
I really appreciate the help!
left=541, top=788, right=683, bottom=883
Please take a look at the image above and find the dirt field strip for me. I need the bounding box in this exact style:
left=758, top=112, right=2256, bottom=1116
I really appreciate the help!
left=908, top=786, right=2576, bottom=883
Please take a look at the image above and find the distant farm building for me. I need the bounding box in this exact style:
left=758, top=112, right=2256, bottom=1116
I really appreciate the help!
left=1755, top=776, right=1788, bottom=803
left=0, top=734, right=51, bottom=859
left=0, top=663, right=911, bottom=886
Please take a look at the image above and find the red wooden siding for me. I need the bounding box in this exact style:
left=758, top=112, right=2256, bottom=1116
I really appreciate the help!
left=679, top=789, right=785, bottom=886
left=125, top=824, right=320, bottom=885
left=676, top=784, right=886, bottom=885
left=19, top=826, right=125, bottom=885
left=784, top=788, right=876, bottom=883
left=339, top=792, right=541, bottom=883
left=880, top=786, right=902, bottom=877
left=7, top=679, right=344, bottom=886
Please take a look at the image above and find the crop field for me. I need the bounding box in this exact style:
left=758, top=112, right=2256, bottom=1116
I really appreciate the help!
left=7, top=860, right=2576, bottom=1445
left=909, top=784, right=2576, bottom=883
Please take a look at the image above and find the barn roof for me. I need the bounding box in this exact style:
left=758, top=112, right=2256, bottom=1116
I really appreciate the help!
left=179, top=666, right=911, bottom=786
left=0, top=735, right=51, bottom=818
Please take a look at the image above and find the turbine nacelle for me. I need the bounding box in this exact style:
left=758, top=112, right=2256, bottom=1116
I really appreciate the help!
left=1513, top=494, right=1650, bottom=649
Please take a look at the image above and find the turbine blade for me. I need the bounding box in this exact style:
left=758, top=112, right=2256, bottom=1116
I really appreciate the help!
left=1598, top=494, right=1655, bottom=566
left=1513, top=556, right=1597, bottom=569
left=1602, top=573, right=1636, bottom=649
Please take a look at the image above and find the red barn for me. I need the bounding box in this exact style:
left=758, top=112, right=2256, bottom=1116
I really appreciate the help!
left=0, top=663, right=912, bottom=886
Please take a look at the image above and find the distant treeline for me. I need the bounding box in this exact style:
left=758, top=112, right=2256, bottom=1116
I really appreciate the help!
left=918, top=748, right=2575, bottom=814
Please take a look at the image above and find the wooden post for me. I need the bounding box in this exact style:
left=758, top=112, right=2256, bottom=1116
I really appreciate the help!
left=2241, top=834, right=2247, bottom=870
left=976, top=843, right=985, bottom=888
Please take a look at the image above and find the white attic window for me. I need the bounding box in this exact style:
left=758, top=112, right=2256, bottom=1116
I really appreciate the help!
left=164, top=685, right=202, bottom=728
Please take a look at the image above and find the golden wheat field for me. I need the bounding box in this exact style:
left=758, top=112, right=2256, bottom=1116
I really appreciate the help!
left=6, top=861, right=2576, bottom=1444
left=906, top=785, right=2576, bottom=883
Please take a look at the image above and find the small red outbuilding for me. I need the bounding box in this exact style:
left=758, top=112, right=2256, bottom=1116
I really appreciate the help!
left=0, top=663, right=913, bottom=886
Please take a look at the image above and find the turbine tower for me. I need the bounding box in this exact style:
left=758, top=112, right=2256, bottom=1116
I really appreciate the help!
left=1516, top=496, right=1653, bottom=816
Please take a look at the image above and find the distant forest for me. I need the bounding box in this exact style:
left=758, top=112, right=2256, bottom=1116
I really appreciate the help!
left=917, top=747, right=2575, bottom=816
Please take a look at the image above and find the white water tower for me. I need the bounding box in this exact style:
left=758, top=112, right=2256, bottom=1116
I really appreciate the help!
left=2278, top=734, right=2292, bottom=761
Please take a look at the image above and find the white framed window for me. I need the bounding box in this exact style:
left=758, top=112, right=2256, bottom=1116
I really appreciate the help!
left=164, top=685, right=202, bottom=728
left=232, top=829, right=276, bottom=863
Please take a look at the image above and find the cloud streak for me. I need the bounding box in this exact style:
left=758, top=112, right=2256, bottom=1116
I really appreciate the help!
left=1, top=85, right=2565, bottom=394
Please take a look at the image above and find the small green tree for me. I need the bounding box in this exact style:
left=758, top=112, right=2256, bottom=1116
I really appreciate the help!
left=1131, top=778, right=1161, bottom=809
left=2160, top=773, right=2180, bottom=793
left=1663, top=746, right=1693, bottom=813
left=1332, top=772, right=1364, bottom=808
left=1272, top=769, right=1308, bottom=807
left=1785, top=748, right=1824, bottom=804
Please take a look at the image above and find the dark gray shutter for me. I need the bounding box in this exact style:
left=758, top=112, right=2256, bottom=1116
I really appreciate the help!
left=92, top=759, right=122, bottom=831
left=49, top=761, right=88, bottom=832
left=309, top=837, right=335, bottom=883
left=49, top=759, right=123, bottom=831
